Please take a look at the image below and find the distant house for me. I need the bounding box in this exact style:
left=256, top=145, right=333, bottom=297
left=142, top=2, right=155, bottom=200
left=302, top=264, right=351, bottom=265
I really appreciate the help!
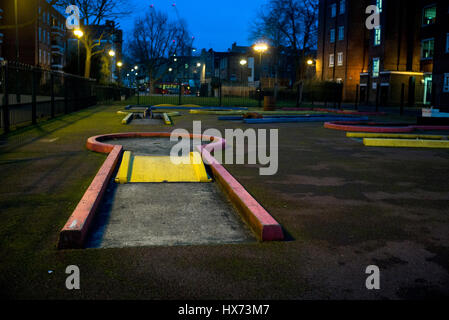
left=2, top=0, right=67, bottom=70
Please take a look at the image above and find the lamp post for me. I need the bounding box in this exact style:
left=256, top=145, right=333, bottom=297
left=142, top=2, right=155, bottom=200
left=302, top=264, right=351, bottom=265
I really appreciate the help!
left=253, top=43, right=268, bottom=107
left=117, top=61, right=123, bottom=85
left=108, top=49, right=115, bottom=83
left=253, top=43, right=268, bottom=81
left=74, top=29, right=84, bottom=76
left=240, top=59, right=247, bottom=97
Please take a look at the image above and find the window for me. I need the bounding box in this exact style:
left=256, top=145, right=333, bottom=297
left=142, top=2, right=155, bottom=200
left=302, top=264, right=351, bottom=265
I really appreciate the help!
left=372, top=58, right=380, bottom=77
left=329, top=54, right=335, bottom=67
left=446, top=33, right=449, bottom=53
left=376, top=0, right=383, bottom=12
left=340, top=0, right=345, bottom=14
left=39, top=28, right=41, bottom=41
left=374, top=27, right=381, bottom=46
left=338, top=26, right=344, bottom=41
left=331, top=4, right=336, bottom=17
left=423, top=6, right=437, bottom=25
left=43, top=50, right=46, bottom=64
left=421, top=38, right=434, bottom=59
left=337, top=52, right=343, bottom=66
left=39, top=49, right=41, bottom=63
left=444, top=73, right=449, bottom=93
left=330, top=29, right=335, bottom=43
left=48, top=52, right=51, bottom=65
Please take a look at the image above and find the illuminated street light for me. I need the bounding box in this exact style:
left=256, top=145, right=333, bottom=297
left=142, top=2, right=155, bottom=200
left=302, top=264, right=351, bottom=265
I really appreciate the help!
left=127, top=73, right=129, bottom=76
left=108, top=49, right=115, bottom=57
left=117, top=61, right=123, bottom=67
left=134, top=65, right=138, bottom=70
left=307, top=59, right=314, bottom=65
left=73, top=29, right=84, bottom=76
left=253, top=42, right=268, bottom=79
left=240, top=59, right=247, bottom=66
left=73, top=29, right=83, bottom=38
left=196, top=62, right=201, bottom=67
left=253, top=43, right=268, bottom=53
left=169, top=68, right=173, bottom=72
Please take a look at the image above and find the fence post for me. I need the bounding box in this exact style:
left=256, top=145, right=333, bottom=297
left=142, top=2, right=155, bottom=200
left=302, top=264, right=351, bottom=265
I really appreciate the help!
left=338, top=83, right=343, bottom=110
left=50, top=72, right=55, bottom=118
left=375, top=83, right=380, bottom=112
left=400, top=83, right=405, bottom=116
left=355, top=84, right=359, bottom=110
left=64, top=75, right=69, bottom=114
left=2, top=63, right=10, bottom=134
left=218, top=79, right=223, bottom=107
left=31, top=68, right=37, bottom=124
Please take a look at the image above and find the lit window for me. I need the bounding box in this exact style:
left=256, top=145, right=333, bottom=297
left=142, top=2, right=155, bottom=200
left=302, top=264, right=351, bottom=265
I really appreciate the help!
left=444, top=73, right=449, bottom=93
left=374, top=27, right=381, bottom=46
left=423, top=6, right=437, bottom=25
left=331, top=4, right=336, bottom=17
left=338, top=26, right=344, bottom=41
left=330, top=29, right=335, bottom=43
left=376, top=0, right=383, bottom=12
left=372, top=58, right=380, bottom=77
left=329, top=54, right=335, bottom=67
left=421, top=38, right=434, bottom=59
left=337, top=52, right=343, bottom=66
left=340, top=0, right=345, bottom=14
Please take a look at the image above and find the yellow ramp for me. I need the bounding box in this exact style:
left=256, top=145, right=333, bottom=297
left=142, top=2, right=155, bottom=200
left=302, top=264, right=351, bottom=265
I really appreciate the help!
left=363, top=138, right=449, bottom=148
left=115, top=151, right=211, bottom=183
left=347, top=132, right=444, bottom=140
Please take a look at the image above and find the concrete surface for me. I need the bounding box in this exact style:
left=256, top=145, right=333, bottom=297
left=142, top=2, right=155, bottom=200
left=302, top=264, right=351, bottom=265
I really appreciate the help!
left=104, top=137, right=204, bottom=156
left=86, top=182, right=255, bottom=248
left=85, top=137, right=254, bottom=248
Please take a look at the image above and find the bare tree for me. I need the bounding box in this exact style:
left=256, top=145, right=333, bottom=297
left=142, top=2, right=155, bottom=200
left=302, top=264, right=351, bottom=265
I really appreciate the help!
left=128, top=8, right=193, bottom=92
left=55, top=0, right=131, bottom=78
left=251, top=0, right=319, bottom=84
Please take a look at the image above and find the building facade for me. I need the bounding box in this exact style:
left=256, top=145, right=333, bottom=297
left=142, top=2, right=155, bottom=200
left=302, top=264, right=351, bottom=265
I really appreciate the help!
left=317, top=0, right=369, bottom=101
left=2, top=0, right=67, bottom=70
left=317, top=0, right=449, bottom=108
left=430, top=0, right=449, bottom=110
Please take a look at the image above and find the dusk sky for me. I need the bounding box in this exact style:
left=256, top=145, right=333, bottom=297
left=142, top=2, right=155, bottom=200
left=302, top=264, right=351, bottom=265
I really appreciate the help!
left=120, top=0, right=265, bottom=52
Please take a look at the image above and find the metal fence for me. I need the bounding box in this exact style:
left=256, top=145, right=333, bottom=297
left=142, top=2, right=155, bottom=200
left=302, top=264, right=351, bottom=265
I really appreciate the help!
left=131, top=81, right=345, bottom=109
left=0, top=61, right=133, bottom=134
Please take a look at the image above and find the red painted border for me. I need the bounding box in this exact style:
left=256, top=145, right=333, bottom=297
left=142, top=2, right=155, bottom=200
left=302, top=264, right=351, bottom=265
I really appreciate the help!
left=59, top=132, right=283, bottom=248
left=58, top=145, right=123, bottom=249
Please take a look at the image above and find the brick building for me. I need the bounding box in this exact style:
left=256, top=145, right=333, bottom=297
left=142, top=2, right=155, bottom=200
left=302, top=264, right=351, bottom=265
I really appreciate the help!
left=0, top=7, right=4, bottom=61
left=431, top=0, right=449, bottom=111
left=317, top=0, right=449, bottom=108
left=2, top=0, right=67, bottom=70
left=317, top=0, right=369, bottom=101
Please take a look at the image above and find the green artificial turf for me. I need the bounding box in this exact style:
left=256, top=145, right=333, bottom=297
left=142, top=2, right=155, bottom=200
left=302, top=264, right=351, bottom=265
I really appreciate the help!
left=0, top=101, right=448, bottom=299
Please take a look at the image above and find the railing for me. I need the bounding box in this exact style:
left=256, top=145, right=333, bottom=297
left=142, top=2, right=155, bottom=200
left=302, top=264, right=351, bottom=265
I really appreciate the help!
left=0, top=61, right=134, bottom=134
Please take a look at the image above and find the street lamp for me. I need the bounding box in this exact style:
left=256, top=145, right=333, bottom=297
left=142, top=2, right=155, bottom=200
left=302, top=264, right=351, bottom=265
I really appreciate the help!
left=253, top=42, right=268, bottom=81
left=134, top=65, right=138, bottom=70
left=116, top=61, right=123, bottom=85
left=108, top=49, right=115, bottom=57
left=196, top=62, right=201, bottom=67
left=239, top=59, right=247, bottom=86
left=74, top=29, right=84, bottom=75
left=307, top=59, right=314, bottom=66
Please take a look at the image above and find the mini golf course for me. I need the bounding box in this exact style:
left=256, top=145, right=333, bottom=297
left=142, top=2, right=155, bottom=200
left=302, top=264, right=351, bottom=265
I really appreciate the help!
left=58, top=132, right=284, bottom=249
